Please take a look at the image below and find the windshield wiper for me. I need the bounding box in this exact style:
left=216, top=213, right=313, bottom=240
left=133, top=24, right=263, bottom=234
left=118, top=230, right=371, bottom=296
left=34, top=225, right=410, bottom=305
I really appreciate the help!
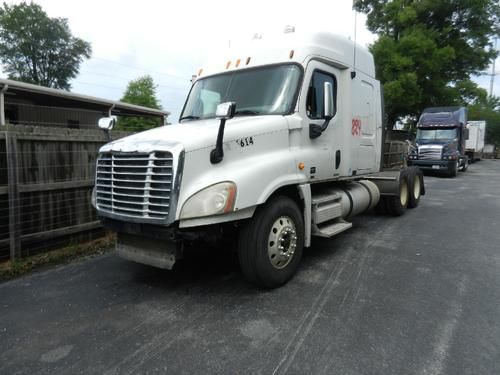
left=234, top=110, right=260, bottom=116
left=179, top=115, right=200, bottom=122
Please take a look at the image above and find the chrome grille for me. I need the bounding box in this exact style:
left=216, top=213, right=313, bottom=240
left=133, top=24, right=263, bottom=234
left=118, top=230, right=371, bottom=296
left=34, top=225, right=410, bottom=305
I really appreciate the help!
left=95, top=151, right=173, bottom=221
left=418, top=145, right=443, bottom=160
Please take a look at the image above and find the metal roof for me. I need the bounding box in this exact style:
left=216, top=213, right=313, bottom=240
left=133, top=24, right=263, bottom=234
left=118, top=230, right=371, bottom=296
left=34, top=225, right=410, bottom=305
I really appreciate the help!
left=0, top=78, right=169, bottom=118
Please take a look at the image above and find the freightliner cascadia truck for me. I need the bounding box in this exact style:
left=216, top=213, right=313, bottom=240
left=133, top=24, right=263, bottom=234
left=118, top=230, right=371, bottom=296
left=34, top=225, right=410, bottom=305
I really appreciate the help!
left=408, top=107, right=469, bottom=177
left=92, top=31, right=425, bottom=288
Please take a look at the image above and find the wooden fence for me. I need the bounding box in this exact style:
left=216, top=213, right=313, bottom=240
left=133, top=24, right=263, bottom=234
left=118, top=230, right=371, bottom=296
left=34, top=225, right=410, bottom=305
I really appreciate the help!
left=0, top=124, right=130, bottom=262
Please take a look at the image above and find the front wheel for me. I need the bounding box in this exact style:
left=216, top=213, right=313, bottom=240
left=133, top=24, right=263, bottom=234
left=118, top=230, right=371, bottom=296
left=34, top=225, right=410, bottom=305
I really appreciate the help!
left=447, top=161, right=458, bottom=178
left=461, top=157, right=468, bottom=172
left=238, top=196, right=304, bottom=289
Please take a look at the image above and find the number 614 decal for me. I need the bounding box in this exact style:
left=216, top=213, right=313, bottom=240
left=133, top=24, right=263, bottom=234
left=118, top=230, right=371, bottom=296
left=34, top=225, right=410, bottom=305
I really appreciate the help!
left=235, top=137, right=254, bottom=147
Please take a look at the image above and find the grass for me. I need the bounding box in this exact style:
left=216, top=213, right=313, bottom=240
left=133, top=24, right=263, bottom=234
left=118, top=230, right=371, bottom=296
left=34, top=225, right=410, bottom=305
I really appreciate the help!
left=0, top=233, right=116, bottom=282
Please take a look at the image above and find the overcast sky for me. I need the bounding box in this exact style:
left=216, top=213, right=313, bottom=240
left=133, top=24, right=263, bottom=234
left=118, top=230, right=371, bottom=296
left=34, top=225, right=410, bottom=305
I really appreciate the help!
left=1, top=0, right=498, bottom=122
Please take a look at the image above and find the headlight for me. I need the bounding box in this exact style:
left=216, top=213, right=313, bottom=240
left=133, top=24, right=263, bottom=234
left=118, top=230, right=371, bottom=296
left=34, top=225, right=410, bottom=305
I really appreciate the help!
left=180, top=182, right=237, bottom=219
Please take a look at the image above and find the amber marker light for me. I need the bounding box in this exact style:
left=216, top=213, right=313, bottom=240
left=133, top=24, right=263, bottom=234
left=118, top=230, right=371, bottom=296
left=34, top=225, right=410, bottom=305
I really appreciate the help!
left=235, top=58, right=241, bottom=67
left=226, top=61, right=231, bottom=69
left=298, top=162, right=305, bottom=170
left=223, top=185, right=237, bottom=213
left=198, top=68, right=203, bottom=76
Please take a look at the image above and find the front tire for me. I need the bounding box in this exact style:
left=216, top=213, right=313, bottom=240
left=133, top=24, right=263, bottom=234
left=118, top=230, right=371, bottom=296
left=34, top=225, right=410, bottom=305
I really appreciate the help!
left=447, top=161, right=458, bottom=178
left=461, top=157, right=468, bottom=172
left=238, top=196, right=304, bottom=289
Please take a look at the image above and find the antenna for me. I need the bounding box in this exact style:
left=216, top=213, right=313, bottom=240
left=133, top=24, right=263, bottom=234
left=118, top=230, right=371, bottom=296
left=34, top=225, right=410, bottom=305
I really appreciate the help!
left=351, top=5, right=358, bottom=79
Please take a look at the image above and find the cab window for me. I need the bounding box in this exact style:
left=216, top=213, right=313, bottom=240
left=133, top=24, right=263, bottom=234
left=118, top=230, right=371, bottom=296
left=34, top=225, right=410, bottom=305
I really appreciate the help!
left=306, top=70, right=337, bottom=119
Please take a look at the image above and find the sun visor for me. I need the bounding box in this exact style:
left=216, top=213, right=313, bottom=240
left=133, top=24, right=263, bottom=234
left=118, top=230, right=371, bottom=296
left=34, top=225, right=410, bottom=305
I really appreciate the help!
left=417, top=106, right=467, bottom=128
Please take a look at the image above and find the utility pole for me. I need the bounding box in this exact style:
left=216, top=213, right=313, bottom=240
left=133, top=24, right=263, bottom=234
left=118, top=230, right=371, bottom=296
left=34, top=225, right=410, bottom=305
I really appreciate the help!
left=490, top=37, right=498, bottom=97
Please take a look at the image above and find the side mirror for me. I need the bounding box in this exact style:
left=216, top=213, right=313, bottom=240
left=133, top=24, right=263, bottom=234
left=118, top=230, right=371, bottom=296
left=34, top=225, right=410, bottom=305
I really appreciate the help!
left=98, top=117, right=115, bottom=131
left=310, top=82, right=334, bottom=139
left=216, top=102, right=236, bottom=120
left=462, top=129, right=469, bottom=140
left=323, top=81, right=334, bottom=119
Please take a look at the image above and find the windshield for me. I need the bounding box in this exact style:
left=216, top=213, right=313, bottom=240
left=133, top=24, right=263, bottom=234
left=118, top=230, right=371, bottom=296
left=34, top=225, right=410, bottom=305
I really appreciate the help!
left=416, top=128, right=458, bottom=141
left=180, top=64, right=302, bottom=121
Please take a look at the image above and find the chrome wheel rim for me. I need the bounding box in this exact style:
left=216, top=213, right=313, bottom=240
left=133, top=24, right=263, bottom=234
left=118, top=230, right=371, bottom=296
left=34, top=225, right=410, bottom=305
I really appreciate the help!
left=268, top=216, right=297, bottom=269
left=400, top=181, right=409, bottom=206
left=413, top=176, right=421, bottom=200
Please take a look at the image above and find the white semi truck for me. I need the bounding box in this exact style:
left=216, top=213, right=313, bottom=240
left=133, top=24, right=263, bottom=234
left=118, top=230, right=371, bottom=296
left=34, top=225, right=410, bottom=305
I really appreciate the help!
left=465, top=120, right=486, bottom=162
left=92, top=32, right=425, bottom=288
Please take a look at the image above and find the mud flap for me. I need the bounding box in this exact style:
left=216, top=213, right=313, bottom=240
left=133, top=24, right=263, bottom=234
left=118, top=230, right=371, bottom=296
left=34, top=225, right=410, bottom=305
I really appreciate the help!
left=116, top=233, right=181, bottom=270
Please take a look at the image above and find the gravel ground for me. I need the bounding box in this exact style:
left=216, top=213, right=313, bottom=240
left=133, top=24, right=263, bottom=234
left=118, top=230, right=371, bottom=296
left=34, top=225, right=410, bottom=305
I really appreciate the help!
left=1, top=160, right=500, bottom=375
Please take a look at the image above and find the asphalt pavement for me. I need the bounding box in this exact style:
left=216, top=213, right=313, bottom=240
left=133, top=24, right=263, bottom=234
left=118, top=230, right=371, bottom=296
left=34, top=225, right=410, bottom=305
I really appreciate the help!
left=1, top=160, right=500, bottom=375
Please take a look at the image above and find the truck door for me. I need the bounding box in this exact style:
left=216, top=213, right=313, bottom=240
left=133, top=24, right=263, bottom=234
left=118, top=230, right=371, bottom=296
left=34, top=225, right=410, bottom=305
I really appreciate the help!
left=292, top=60, right=345, bottom=181
left=354, top=79, right=377, bottom=172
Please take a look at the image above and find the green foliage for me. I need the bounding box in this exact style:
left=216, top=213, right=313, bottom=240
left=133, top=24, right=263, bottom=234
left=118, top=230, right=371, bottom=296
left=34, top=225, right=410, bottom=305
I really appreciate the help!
left=0, top=234, right=115, bottom=281
left=468, top=96, right=500, bottom=145
left=116, top=75, right=163, bottom=131
left=0, top=1, right=91, bottom=90
left=355, top=0, right=500, bottom=125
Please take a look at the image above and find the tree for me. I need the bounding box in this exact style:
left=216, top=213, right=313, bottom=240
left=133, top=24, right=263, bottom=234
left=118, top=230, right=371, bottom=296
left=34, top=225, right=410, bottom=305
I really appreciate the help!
left=0, top=2, right=91, bottom=90
left=354, top=0, right=500, bottom=125
left=116, top=75, right=164, bottom=131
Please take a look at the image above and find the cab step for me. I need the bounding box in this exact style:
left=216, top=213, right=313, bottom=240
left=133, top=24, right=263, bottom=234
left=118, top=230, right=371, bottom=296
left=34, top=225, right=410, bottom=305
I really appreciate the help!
left=312, top=219, right=352, bottom=238
left=311, top=192, right=343, bottom=225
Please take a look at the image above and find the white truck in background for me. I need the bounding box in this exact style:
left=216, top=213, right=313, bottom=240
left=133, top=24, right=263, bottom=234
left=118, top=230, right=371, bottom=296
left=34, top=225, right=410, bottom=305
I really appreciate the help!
left=466, top=120, right=486, bottom=162
left=92, top=31, right=425, bottom=288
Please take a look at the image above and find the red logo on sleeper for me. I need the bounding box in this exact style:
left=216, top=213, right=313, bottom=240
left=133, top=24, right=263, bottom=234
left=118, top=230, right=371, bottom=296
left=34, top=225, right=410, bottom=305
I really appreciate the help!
left=351, top=118, right=361, bottom=136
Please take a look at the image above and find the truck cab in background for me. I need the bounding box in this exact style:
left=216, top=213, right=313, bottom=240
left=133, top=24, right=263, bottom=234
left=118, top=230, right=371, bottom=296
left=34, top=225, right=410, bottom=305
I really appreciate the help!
left=408, top=107, right=468, bottom=177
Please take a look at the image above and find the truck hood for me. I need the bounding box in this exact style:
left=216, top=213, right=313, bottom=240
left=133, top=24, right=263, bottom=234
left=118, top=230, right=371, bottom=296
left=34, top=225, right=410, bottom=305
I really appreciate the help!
left=100, top=116, right=279, bottom=153
left=416, top=139, right=452, bottom=146
left=417, top=139, right=458, bottom=153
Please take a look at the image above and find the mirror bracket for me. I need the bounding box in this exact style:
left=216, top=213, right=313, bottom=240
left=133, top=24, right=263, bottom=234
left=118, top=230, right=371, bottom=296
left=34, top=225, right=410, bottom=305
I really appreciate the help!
left=211, top=102, right=236, bottom=164
left=309, top=117, right=332, bottom=139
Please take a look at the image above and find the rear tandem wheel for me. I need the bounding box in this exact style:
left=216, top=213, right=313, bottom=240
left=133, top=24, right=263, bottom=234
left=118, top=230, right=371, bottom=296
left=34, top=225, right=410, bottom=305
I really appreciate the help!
left=375, top=169, right=412, bottom=216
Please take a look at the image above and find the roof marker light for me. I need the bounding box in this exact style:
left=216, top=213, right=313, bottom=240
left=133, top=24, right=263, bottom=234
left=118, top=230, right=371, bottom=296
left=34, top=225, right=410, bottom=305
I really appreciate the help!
left=289, top=50, right=294, bottom=59
left=226, top=61, right=231, bottom=69
left=246, top=57, right=251, bottom=65
left=235, top=58, right=241, bottom=67
left=198, top=68, right=203, bottom=76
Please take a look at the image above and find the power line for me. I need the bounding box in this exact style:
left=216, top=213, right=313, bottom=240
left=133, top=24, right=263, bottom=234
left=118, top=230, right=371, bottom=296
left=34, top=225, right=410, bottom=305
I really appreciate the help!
left=91, top=56, right=191, bottom=82
left=79, top=69, right=190, bottom=92
left=72, top=80, right=125, bottom=92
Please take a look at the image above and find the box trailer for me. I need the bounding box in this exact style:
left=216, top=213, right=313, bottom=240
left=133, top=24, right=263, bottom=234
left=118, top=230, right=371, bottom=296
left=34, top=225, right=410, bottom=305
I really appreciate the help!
left=466, top=120, right=486, bottom=162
